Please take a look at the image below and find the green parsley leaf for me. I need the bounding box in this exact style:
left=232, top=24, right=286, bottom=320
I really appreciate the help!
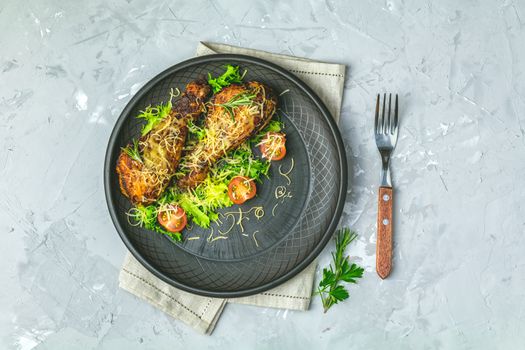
left=329, top=285, right=349, bottom=302
left=340, top=261, right=364, bottom=283
left=319, top=268, right=336, bottom=287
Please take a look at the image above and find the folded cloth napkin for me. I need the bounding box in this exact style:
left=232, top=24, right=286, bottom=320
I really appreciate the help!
left=119, top=41, right=346, bottom=335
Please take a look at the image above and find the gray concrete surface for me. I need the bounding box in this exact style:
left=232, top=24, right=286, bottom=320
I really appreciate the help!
left=1, top=0, right=525, bottom=349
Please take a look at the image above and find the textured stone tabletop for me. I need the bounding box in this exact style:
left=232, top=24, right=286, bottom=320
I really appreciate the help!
left=2, top=0, right=525, bottom=349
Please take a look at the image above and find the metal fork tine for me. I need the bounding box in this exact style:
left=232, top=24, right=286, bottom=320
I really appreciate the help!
left=385, top=94, right=393, bottom=134
left=375, top=94, right=380, bottom=133
left=393, top=94, right=399, bottom=134
left=382, top=93, right=386, bottom=133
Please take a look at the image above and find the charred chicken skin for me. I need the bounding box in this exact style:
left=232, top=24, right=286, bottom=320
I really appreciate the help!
left=116, top=80, right=211, bottom=204
left=178, top=81, right=277, bottom=189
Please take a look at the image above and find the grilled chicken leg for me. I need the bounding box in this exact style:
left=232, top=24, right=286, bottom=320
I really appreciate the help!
left=116, top=80, right=211, bottom=204
left=178, top=81, right=277, bottom=189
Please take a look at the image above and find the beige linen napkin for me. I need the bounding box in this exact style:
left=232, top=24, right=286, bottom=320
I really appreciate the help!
left=119, top=42, right=346, bottom=335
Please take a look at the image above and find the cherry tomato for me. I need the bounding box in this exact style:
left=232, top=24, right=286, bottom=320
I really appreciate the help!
left=157, top=205, right=187, bottom=233
left=228, top=176, right=256, bottom=204
left=259, top=132, right=286, bottom=161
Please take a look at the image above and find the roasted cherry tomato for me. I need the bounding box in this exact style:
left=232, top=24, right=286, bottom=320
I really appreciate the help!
left=259, top=132, right=286, bottom=161
left=157, top=205, right=187, bottom=233
left=228, top=176, right=256, bottom=204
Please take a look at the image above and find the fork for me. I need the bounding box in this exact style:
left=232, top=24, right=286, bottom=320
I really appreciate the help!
left=374, top=93, right=399, bottom=279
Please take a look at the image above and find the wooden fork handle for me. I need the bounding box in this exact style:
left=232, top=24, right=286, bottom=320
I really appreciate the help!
left=376, top=186, right=393, bottom=279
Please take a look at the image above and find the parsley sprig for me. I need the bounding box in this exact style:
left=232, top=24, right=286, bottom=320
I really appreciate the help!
left=316, top=228, right=364, bottom=313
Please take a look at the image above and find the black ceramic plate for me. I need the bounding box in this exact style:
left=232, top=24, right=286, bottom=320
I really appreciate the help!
left=104, top=54, right=347, bottom=297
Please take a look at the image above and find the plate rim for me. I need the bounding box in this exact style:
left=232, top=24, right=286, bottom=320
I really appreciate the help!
left=104, top=53, right=348, bottom=297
